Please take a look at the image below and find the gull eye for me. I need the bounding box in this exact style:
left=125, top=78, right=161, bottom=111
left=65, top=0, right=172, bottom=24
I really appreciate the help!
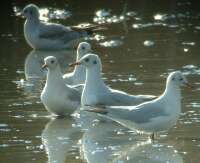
left=172, top=77, right=175, bottom=81
left=51, top=60, right=55, bottom=64
left=85, top=58, right=89, bottom=62
left=179, top=78, right=183, bottom=81
left=30, top=10, right=33, bottom=15
left=82, top=46, right=85, bottom=50
left=93, top=60, right=97, bottom=64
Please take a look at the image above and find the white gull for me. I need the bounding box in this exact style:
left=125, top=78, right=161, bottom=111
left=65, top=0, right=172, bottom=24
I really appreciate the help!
left=63, top=42, right=92, bottom=85
left=85, top=71, right=192, bottom=139
left=70, top=53, right=156, bottom=106
left=40, top=56, right=81, bottom=116
left=22, top=4, right=104, bottom=50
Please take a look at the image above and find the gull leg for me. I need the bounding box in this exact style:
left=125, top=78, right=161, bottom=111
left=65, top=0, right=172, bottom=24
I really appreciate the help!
left=150, top=133, right=155, bottom=141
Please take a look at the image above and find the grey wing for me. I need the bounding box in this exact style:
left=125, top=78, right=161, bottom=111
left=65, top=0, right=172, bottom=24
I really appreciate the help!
left=107, top=102, right=168, bottom=124
left=109, top=89, right=156, bottom=105
left=39, top=23, right=83, bottom=42
left=63, top=73, right=73, bottom=85
left=66, top=86, right=81, bottom=101
left=69, top=84, right=84, bottom=94
left=98, top=89, right=135, bottom=106
left=92, top=88, right=133, bottom=106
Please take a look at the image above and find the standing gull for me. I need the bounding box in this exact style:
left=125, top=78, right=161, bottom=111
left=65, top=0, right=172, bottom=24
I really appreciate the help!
left=41, top=56, right=81, bottom=116
left=22, top=4, right=104, bottom=50
left=63, top=42, right=92, bottom=85
left=85, top=71, right=192, bottom=139
left=70, top=53, right=156, bottom=106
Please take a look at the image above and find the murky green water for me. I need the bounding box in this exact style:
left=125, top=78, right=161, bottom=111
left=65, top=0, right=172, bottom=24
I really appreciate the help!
left=1, top=0, right=200, bottom=163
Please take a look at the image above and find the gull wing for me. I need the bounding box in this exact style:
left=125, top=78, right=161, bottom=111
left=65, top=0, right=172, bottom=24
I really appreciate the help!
left=106, top=101, right=168, bottom=124
left=39, top=22, right=83, bottom=42
left=69, top=84, right=84, bottom=94
left=71, top=24, right=106, bottom=33
left=65, top=86, right=81, bottom=102
left=96, top=88, right=152, bottom=106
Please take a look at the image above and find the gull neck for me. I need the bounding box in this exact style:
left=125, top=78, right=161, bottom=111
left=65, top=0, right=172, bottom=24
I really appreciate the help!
left=163, top=81, right=181, bottom=101
left=26, top=17, right=40, bottom=25
left=73, top=52, right=85, bottom=76
left=85, top=66, right=105, bottom=89
left=46, top=66, right=66, bottom=87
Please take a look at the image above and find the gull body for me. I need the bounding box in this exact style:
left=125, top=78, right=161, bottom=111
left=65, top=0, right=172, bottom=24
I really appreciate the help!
left=63, top=42, right=92, bottom=85
left=40, top=56, right=81, bottom=116
left=22, top=4, right=103, bottom=50
left=71, top=53, right=156, bottom=106
left=86, top=71, right=190, bottom=135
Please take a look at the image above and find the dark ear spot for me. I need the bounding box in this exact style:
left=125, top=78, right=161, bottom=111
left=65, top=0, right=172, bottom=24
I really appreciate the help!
left=172, top=77, right=175, bottom=81
left=51, top=60, right=55, bottom=64
left=93, top=60, right=97, bottom=64
left=85, top=58, right=89, bottom=62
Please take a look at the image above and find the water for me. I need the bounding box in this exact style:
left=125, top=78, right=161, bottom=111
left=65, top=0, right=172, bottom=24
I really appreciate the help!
left=1, top=0, right=200, bottom=162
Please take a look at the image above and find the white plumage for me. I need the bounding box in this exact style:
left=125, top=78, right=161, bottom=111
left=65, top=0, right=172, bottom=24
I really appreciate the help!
left=85, top=71, right=190, bottom=135
left=63, top=42, right=92, bottom=85
left=22, top=4, right=104, bottom=50
left=70, top=53, right=156, bottom=106
left=40, top=56, right=81, bottom=116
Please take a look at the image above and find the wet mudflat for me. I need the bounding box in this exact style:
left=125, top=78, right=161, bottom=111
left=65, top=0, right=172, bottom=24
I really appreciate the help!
left=0, top=0, right=200, bottom=163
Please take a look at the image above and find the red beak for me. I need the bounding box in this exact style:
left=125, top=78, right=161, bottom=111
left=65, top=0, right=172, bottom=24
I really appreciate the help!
left=185, top=82, right=194, bottom=89
left=69, top=62, right=81, bottom=67
left=42, top=64, right=48, bottom=69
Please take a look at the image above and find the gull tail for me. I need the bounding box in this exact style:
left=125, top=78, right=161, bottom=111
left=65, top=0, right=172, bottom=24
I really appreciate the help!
left=82, top=105, right=108, bottom=114
left=71, top=24, right=107, bottom=35
left=137, top=95, right=157, bottom=101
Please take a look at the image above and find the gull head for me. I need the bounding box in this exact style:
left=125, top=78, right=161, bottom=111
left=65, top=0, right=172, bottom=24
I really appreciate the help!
left=42, top=56, right=58, bottom=70
left=167, top=71, right=192, bottom=88
left=22, top=4, right=40, bottom=20
left=69, top=53, right=102, bottom=71
left=77, top=42, right=92, bottom=59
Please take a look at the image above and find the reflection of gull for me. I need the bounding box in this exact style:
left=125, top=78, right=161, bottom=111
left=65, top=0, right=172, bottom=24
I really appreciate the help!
left=42, top=118, right=83, bottom=163
left=22, top=4, right=104, bottom=50
left=86, top=71, right=192, bottom=139
left=80, top=122, right=182, bottom=163
left=40, top=56, right=81, bottom=116
left=20, top=49, right=75, bottom=97
left=70, top=53, right=155, bottom=106
left=112, top=141, right=183, bottom=163
left=121, top=1, right=129, bottom=35
left=80, top=121, right=129, bottom=163
left=25, top=49, right=75, bottom=80
left=63, top=42, right=92, bottom=85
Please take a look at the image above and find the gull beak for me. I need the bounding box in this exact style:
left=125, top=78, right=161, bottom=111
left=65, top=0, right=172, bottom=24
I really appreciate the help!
left=17, top=11, right=25, bottom=18
left=42, top=64, right=48, bottom=69
left=89, top=49, right=93, bottom=53
left=73, top=46, right=78, bottom=50
left=69, top=61, right=81, bottom=67
left=184, top=82, right=194, bottom=89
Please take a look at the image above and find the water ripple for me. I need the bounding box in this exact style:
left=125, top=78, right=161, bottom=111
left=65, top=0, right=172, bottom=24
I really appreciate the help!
left=99, top=40, right=123, bottom=47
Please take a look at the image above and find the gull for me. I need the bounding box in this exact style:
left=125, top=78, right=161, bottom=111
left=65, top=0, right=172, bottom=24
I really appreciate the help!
left=22, top=4, right=105, bottom=50
left=40, top=56, right=81, bottom=116
left=69, top=53, right=156, bottom=106
left=63, top=42, right=92, bottom=85
left=84, top=71, right=192, bottom=139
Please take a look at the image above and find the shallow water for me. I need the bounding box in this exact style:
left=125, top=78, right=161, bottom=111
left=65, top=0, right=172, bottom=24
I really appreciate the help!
left=1, top=0, right=200, bottom=163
